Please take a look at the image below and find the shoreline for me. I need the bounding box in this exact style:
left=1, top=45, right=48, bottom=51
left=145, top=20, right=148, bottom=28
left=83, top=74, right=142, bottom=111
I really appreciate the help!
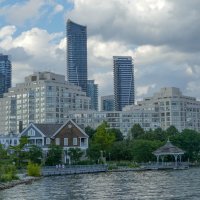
left=0, top=176, right=41, bottom=191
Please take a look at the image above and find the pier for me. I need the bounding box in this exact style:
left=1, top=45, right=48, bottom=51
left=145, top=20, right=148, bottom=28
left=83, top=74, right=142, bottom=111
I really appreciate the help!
left=41, top=164, right=108, bottom=176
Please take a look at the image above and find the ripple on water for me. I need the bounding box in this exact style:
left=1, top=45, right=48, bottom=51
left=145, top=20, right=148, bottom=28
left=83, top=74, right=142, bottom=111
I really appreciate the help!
left=0, top=168, right=200, bottom=200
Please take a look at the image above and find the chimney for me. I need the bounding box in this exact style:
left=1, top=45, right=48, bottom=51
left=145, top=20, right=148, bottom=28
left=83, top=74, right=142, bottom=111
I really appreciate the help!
left=19, top=121, right=23, bottom=133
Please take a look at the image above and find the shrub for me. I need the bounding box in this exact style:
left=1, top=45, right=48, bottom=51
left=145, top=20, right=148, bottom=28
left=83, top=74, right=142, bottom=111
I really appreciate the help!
left=27, top=162, right=41, bottom=177
left=0, top=165, right=18, bottom=182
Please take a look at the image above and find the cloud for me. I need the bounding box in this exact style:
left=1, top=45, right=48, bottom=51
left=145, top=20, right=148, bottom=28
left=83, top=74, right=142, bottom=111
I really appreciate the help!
left=67, top=0, right=200, bottom=53
left=0, top=0, right=47, bottom=26
left=1, top=0, right=200, bottom=102
left=53, top=4, right=64, bottom=14
left=0, top=25, right=65, bottom=86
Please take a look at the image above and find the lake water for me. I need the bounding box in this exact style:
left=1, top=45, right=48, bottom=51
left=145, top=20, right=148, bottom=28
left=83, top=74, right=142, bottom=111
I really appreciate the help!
left=1, top=168, right=200, bottom=200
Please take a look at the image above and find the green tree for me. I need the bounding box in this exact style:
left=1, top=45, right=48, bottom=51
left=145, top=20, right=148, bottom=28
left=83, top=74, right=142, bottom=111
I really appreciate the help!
left=109, top=128, right=124, bottom=141
left=85, top=126, right=96, bottom=139
left=131, top=140, right=163, bottom=162
left=170, top=129, right=200, bottom=161
left=166, top=125, right=179, bottom=136
left=139, top=128, right=167, bottom=142
left=130, top=124, right=145, bottom=139
left=87, top=121, right=116, bottom=161
left=28, top=145, right=43, bottom=164
left=9, top=136, right=29, bottom=169
left=110, top=140, right=133, bottom=161
left=45, top=144, right=63, bottom=166
left=68, top=148, right=84, bottom=164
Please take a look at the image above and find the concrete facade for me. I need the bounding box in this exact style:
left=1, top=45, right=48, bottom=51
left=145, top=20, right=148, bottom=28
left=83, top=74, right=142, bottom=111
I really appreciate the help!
left=0, top=71, right=91, bottom=133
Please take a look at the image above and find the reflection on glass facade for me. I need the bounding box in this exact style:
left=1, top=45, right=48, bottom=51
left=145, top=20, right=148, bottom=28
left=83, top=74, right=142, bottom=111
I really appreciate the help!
left=0, top=54, right=12, bottom=98
left=87, top=80, right=98, bottom=110
left=67, top=19, right=87, bottom=93
left=101, top=95, right=114, bottom=111
left=113, top=56, right=134, bottom=111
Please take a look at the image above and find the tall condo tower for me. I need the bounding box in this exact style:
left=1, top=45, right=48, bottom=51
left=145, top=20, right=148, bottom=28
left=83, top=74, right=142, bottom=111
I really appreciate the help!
left=66, top=19, right=87, bottom=93
left=113, top=56, right=134, bottom=111
left=0, top=54, right=12, bottom=98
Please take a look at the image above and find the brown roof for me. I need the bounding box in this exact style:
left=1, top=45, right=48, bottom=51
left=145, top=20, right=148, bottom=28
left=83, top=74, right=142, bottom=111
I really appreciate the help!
left=34, top=124, right=63, bottom=138
left=153, top=140, right=185, bottom=155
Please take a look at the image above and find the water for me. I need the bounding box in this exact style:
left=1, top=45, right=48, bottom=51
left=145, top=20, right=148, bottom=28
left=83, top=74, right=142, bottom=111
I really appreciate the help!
left=1, top=168, right=200, bottom=200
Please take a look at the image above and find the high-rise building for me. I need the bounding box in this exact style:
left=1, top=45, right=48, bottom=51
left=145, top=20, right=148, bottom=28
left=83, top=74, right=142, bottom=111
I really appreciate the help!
left=0, top=54, right=12, bottom=98
left=66, top=19, right=87, bottom=93
left=101, top=95, right=114, bottom=111
left=0, top=71, right=91, bottom=133
left=113, top=56, right=134, bottom=111
left=87, top=80, right=98, bottom=110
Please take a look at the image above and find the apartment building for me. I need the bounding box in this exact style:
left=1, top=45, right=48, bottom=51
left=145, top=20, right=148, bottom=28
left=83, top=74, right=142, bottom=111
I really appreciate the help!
left=0, top=72, right=91, bottom=133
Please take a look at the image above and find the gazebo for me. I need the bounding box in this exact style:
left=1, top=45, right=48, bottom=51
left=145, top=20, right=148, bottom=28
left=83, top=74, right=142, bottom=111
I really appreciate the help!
left=153, top=139, right=185, bottom=168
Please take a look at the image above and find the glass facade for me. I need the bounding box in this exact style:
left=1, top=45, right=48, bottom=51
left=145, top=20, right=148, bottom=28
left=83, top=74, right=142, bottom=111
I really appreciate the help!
left=87, top=80, right=98, bottom=110
left=0, top=54, right=12, bottom=98
left=101, top=95, right=114, bottom=111
left=113, top=56, right=134, bottom=111
left=67, top=19, right=87, bottom=93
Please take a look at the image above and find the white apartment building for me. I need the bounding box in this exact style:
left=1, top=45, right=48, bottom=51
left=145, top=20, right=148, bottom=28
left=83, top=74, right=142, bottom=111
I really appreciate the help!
left=0, top=72, right=91, bottom=133
left=67, top=87, right=200, bottom=136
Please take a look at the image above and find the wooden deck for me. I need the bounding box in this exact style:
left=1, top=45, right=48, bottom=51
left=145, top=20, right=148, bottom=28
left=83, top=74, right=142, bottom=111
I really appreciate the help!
left=140, top=162, right=189, bottom=170
left=41, top=165, right=108, bottom=176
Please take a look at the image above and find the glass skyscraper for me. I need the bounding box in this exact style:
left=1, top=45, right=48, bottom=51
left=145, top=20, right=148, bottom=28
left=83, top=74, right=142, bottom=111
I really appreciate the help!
left=0, top=54, right=12, bottom=98
left=66, top=19, right=87, bottom=93
left=113, top=56, right=134, bottom=111
left=87, top=80, right=98, bottom=110
left=101, top=95, right=114, bottom=111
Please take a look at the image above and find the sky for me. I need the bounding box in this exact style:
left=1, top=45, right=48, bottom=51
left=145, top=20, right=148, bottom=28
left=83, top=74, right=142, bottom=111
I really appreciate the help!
left=0, top=0, right=200, bottom=101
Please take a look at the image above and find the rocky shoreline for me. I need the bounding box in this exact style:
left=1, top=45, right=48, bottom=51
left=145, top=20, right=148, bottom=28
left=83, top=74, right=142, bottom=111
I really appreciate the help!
left=0, top=176, right=41, bottom=191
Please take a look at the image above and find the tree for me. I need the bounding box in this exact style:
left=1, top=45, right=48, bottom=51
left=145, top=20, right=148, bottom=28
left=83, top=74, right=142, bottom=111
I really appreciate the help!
left=87, top=121, right=116, bottom=161
left=109, top=128, right=124, bottom=141
left=130, top=124, right=145, bottom=139
left=170, top=129, right=200, bottom=161
left=85, top=126, right=96, bottom=139
left=131, top=140, right=163, bottom=162
left=28, top=145, right=43, bottom=164
left=9, top=136, right=29, bottom=168
left=110, top=141, right=133, bottom=161
left=45, top=145, right=63, bottom=166
left=166, top=125, right=179, bottom=136
left=68, top=148, right=84, bottom=164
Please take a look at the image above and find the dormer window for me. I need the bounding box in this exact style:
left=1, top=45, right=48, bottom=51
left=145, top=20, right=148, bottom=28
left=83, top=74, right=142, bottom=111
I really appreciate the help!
left=28, top=128, right=35, bottom=136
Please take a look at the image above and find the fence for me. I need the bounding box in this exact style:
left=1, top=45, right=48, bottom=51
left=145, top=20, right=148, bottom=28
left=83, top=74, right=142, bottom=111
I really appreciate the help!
left=41, top=164, right=108, bottom=176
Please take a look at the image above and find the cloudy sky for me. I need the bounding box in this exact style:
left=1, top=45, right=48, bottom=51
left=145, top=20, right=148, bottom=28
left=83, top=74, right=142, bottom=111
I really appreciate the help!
left=0, top=0, right=200, bottom=101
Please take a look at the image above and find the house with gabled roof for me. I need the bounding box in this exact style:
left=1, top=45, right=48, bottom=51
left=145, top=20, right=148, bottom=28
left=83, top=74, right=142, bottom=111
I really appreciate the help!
left=20, top=119, right=89, bottom=163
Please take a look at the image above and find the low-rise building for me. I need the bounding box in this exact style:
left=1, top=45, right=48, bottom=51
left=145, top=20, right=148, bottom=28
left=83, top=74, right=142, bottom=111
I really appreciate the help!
left=67, top=87, right=200, bottom=136
left=0, top=133, right=19, bottom=149
left=20, top=119, right=89, bottom=163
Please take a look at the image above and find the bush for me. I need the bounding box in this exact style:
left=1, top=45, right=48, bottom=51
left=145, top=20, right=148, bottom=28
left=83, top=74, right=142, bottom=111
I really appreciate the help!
left=27, top=162, right=41, bottom=177
left=76, top=159, right=95, bottom=165
left=0, top=165, right=18, bottom=182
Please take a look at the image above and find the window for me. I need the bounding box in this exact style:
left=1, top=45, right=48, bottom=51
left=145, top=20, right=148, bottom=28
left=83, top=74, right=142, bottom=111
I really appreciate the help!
left=46, top=138, right=50, bottom=145
left=28, top=128, right=35, bottom=136
left=73, top=138, right=77, bottom=145
left=64, top=138, right=68, bottom=146
left=56, top=138, right=60, bottom=145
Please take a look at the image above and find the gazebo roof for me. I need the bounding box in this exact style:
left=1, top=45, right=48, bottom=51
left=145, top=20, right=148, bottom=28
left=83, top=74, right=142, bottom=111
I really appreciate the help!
left=153, top=139, right=185, bottom=156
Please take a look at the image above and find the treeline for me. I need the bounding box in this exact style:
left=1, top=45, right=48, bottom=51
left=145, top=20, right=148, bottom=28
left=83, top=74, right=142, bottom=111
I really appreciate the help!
left=86, top=122, right=200, bottom=163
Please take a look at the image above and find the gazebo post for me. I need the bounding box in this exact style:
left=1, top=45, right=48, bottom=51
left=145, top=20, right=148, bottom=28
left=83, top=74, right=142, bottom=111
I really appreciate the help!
left=174, top=154, right=178, bottom=168
left=156, top=155, right=159, bottom=165
left=161, top=156, right=164, bottom=166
